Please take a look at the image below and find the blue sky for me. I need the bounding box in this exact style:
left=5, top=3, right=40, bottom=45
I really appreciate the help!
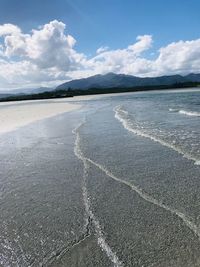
left=1, top=0, right=200, bottom=54
left=0, top=0, right=200, bottom=90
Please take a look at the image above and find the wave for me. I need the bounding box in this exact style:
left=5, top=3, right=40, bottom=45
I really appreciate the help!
left=169, top=108, right=178, bottom=112
left=169, top=108, right=200, bottom=117
left=86, top=156, right=200, bottom=240
left=115, top=105, right=200, bottom=165
left=73, top=123, right=124, bottom=267
left=179, top=110, right=200, bottom=117
left=73, top=121, right=200, bottom=244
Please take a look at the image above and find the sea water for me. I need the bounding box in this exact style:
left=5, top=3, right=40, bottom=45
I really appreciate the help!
left=0, top=88, right=200, bottom=266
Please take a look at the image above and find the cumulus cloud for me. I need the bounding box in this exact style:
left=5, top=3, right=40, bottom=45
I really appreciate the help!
left=0, top=20, right=200, bottom=90
left=96, top=46, right=109, bottom=54
left=84, top=35, right=200, bottom=77
left=0, top=23, right=21, bottom=36
left=1, top=20, right=85, bottom=70
left=0, top=20, right=87, bottom=89
left=128, top=35, right=153, bottom=55
left=154, top=39, right=200, bottom=75
left=84, top=35, right=153, bottom=76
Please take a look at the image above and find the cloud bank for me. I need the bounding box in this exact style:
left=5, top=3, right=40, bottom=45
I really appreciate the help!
left=0, top=20, right=200, bottom=90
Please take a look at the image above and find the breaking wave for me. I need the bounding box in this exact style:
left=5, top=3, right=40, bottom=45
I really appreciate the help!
left=178, top=110, right=200, bottom=117
left=115, top=105, right=200, bottom=165
left=169, top=108, right=200, bottom=117
left=72, top=119, right=200, bottom=248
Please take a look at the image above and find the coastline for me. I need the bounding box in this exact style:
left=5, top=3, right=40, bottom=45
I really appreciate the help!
left=1, top=87, right=199, bottom=135
left=0, top=99, right=84, bottom=134
left=0, top=89, right=200, bottom=266
left=1, top=83, right=199, bottom=104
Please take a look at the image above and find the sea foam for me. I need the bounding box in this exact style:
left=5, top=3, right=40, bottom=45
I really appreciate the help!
left=169, top=108, right=200, bottom=117
left=73, top=119, right=200, bottom=248
left=179, top=110, right=200, bottom=117
left=73, top=122, right=124, bottom=267
left=114, top=105, right=200, bottom=165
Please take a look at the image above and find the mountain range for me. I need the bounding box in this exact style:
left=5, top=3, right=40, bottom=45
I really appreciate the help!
left=56, top=73, right=200, bottom=90
left=1, top=73, right=200, bottom=99
left=0, top=87, right=54, bottom=98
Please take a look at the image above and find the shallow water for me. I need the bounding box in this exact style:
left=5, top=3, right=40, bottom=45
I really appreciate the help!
left=0, top=88, right=200, bottom=266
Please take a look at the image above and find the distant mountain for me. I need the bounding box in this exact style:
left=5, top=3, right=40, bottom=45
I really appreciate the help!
left=1, top=73, right=200, bottom=102
left=56, top=73, right=200, bottom=90
left=0, top=93, right=13, bottom=99
left=26, top=87, right=55, bottom=94
left=0, top=87, right=54, bottom=96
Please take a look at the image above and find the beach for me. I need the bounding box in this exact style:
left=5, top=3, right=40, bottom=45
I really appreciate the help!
left=0, top=89, right=200, bottom=267
left=0, top=98, right=82, bottom=134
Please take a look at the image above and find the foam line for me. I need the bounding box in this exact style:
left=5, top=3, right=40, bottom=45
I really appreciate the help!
left=178, top=110, right=200, bottom=117
left=73, top=120, right=200, bottom=242
left=86, top=157, right=200, bottom=239
left=73, top=123, right=123, bottom=267
left=169, top=108, right=200, bottom=117
left=114, top=105, right=200, bottom=165
left=73, top=115, right=200, bottom=267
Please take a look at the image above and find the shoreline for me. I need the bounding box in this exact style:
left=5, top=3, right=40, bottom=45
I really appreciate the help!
left=0, top=100, right=83, bottom=135
left=1, top=85, right=199, bottom=104
left=1, top=87, right=199, bottom=135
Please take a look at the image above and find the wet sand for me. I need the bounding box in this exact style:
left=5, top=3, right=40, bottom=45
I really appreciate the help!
left=1, top=89, right=200, bottom=266
left=0, top=95, right=97, bottom=134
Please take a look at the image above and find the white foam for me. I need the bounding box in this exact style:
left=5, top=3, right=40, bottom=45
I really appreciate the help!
left=114, top=105, right=200, bottom=165
left=73, top=119, right=200, bottom=258
left=169, top=108, right=200, bottom=117
left=169, top=108, right=178, bottom=112
left=179, top=110, right=200, bottom=117
left=85, top=156, right=200, bottom=238
left=73, top=123, right=123, bottom=267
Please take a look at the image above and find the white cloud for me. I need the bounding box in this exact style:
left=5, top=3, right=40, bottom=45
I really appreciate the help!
left=0, top=20, right=86, bottom=89
left=1, top=20, right=85, bottom=70
left=0, top=23, right=21, bottom=36
left=96, top=46, right=109, bottom=54
left=154, top=39, right=200, bottom=75
left=84, top=35, right=153, bottom=76
left=128, top=35, right=153, bottom=55
left=0, top=20, right=200, bottom=90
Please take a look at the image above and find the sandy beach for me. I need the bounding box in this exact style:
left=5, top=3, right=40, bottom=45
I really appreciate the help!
left=0, top=95, right=97, bottom=134
left=0, top=89, right=200, bottom=266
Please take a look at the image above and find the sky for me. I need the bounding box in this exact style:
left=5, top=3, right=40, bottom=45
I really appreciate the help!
left=0, top=0, right=200, bottom=90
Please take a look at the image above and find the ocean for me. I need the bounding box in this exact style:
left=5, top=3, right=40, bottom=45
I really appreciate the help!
left=0, top=88, right=200, bottom=266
